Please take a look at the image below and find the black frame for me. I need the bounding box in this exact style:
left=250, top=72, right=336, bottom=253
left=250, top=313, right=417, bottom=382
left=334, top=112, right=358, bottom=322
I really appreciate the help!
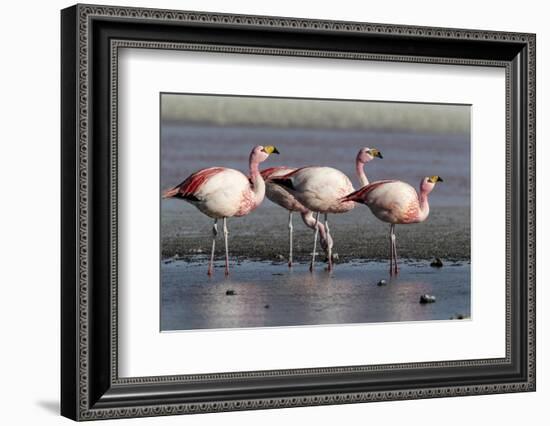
left=61, top=4, right=536, bottom=421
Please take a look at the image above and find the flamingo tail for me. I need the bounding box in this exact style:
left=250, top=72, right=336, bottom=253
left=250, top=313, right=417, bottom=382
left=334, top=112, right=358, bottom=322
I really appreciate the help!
left=340, top=188, right=365, bottom=204
left=162, top=186, right=181, bottom=199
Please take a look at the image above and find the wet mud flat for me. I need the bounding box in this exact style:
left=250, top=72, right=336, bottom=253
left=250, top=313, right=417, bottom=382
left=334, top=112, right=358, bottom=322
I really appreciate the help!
left=161, top=203, right=470, bottom=263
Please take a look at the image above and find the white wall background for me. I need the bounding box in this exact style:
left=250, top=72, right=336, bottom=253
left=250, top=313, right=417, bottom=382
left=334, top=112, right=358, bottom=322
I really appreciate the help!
left=0, top=0, right=546, bottom=424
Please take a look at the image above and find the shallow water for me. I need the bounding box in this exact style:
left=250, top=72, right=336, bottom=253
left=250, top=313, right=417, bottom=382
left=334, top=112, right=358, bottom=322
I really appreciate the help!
left=161, top=259, right=470, bottom=331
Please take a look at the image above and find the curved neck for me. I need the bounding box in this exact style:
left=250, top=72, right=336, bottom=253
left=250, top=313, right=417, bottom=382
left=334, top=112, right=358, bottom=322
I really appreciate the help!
left=249, top=156, right=265, bottom=205
left=301, top=212, right=327, bottom=241
left=418, top=185, right=430, bottom=221
left=356, top=159, right=368, bottom=187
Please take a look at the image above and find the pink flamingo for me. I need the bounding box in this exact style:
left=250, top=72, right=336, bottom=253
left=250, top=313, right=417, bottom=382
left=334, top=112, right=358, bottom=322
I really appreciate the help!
left=342, top=175, right=443, bottom=275
left=162, top=145, right=279, bottom=276
left=271, top=148, right=382, bottom=271
left=261, top=167, right=333, bottom=267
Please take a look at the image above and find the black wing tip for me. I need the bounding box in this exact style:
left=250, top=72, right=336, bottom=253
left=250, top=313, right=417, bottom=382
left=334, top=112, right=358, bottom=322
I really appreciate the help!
left=271, top=178, right=294, bottom=191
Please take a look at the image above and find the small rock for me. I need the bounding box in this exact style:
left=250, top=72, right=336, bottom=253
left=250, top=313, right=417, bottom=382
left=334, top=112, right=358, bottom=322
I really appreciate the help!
left=332, top=253, right=340, bottom=262
left=419, top=294, right=436, bottom=304
left=275, top=254, right=285, bottom=261
left=377, top=279, right=387, bottom=286
left=164, top=259, right=173, bottom=264
left=264, top=304, right=270, bottom=309
left=430, top=258, right=443, bottom=268
left=225, top=290, right=236, bottom=296
left=450, top=314, right=470, bottom=320
left=272, top=273, right=284, bottom=276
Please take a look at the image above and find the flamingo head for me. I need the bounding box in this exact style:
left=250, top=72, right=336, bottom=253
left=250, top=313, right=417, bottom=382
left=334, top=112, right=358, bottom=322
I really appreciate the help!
left=421, top=175, right=443, bottom=194
left=356, top=147, right=383, bottom=164
left=250, top=145, right=280, bottom=164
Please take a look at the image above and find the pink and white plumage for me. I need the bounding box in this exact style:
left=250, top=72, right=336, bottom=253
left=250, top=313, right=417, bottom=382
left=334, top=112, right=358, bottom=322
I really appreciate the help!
left=270, top=147, right=382, bottom=271
left=261, top=166, right=333, bottom=267
left=163, top=145, right=279, bottom=276
left=342, top=175, right=443, bottom=274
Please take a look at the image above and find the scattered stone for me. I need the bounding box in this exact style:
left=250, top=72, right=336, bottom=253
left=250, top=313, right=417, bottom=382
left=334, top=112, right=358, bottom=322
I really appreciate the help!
left=377, top=279, right=387, bottom=286
left=332, top=253, right=340, bottom=262
left=225, top=290, right=236, bottom=296
left=275, top=254, right=285, bottom=261
left=430, top=258, right=444, bottom=268
left=272, top=273, right=284, bottom=276
left=419, top=294, right=436, bottom=304
left=450, top=314, right=470, bottom=320
left=190, top=248, right=204, bottom=254
left=164, top=259, right=173, bottom=264
left=264, top=304, right=270, bottom=309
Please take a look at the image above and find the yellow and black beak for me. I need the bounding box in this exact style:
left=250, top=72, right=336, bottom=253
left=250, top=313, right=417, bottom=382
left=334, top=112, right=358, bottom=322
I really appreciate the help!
left=370, top=148, right=383, bottom=159
left=262, top=145, right=280, bottom=155
left=428, top=175, right=443, bottom=183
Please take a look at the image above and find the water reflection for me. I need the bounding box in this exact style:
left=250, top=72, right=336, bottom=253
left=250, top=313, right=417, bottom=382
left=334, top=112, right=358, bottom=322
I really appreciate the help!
left=161, top=259, right=470, bottom=331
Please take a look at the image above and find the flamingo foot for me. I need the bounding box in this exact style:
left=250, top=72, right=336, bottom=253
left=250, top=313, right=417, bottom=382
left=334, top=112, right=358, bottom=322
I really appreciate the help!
left=288, top=260, right=293, bottom=268
left=207, top=267, right=213, bottom=277
left=309, top=263, right=314, bottom=273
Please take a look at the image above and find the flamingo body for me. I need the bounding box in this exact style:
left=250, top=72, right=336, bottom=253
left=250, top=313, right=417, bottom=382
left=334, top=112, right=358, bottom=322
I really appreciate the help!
left=274, top=166, right=355, bottom=214
left=167, top=167, right=263, bottom=219
left=345, top=180, right=427, bottom=224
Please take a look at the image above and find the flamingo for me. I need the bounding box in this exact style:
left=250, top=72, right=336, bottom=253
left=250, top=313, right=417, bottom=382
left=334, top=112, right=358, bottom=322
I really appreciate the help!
left=341, top=175, right=443, bottom=275
left=162, top=145, right=280, bottom=276
left=261, top=167, right=333, bottom=267
left=270, top=148, right=382, bottom=271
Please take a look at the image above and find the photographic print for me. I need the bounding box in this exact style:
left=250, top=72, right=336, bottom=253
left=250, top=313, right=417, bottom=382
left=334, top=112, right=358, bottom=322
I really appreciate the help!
left=160, top=93, right=470, bottom=331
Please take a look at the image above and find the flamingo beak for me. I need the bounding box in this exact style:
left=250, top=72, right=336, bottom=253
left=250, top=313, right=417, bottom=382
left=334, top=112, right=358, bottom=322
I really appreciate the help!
left=428, top=175, right=443, bottom=183
left=263, top=146, right=280, bottom=155
left=437, top=176, right=443, bottom=182
left=370, top=149, right=383, bottom=159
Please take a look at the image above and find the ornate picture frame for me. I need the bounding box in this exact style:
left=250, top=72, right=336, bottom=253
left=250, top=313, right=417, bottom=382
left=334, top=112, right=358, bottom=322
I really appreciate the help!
left=61, top=4, right=535, bottom=421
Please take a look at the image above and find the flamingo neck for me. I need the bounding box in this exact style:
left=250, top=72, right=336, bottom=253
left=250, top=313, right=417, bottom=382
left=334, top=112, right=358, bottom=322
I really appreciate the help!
left=356, top=160, right=368, bottom=187
left=418, top=188, right=430, bottom=221
left=249, top=158, right=265, bottom=205
left=301, top=212, right=328, bottom=241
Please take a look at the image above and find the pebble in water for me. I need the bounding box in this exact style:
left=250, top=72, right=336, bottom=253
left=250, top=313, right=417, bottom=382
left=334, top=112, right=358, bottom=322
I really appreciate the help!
left=225, top=290, right=236, bottom=296
left=419, top=294, right=436, bottom=304
left=377, top=279, right=387, bottom=286
left=430, top=258, right=444, bottom=268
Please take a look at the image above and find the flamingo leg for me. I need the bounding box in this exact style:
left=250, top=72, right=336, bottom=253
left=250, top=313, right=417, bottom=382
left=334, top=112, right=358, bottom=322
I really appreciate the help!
left=392, top=224, right=399, bottom=274
left=309, top=212, right=320, bottom=273
left=324, top=213, right=333, bottom=272
left=208, top=219, right=218, bottom=276
left=388, top=224, right=394, bottom=275
left=223, top=217, right=230, bottom=276
left=288, top=211, right=293, bottom=268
